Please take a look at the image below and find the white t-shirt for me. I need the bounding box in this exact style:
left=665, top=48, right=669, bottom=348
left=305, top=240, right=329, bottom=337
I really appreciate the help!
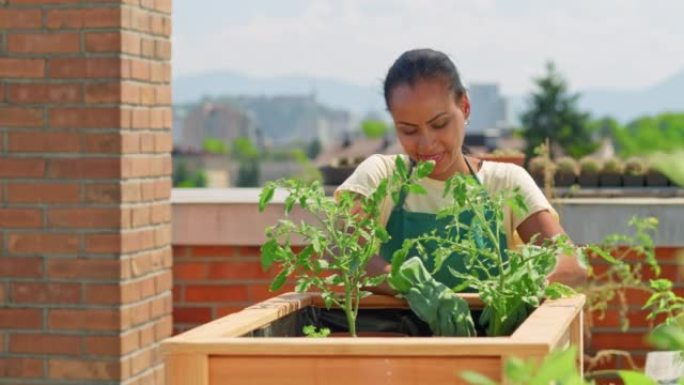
left=335, top=154, right=557, bottom=249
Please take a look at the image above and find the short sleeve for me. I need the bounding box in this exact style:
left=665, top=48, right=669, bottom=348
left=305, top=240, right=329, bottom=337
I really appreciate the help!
left=506, top=164, right=557, bottom=229
left=334, top=154, right=396, bottom=199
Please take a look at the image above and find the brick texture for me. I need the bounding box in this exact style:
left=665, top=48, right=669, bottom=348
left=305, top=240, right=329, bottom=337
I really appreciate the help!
left=0, top=1, right=171, bottom=383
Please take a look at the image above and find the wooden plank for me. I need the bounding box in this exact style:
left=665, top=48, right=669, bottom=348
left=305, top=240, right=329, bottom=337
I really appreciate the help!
left=510, top=305, right=578, bottom=351
left=166, top=354, right=208, bottom=385
left=164, top=337, right=550, bottom=357
left=543, top=294, right=586, bottom=309
left=570, top=312, right=584, bottom=374
left=209, top=355, right=501, bottom=385
left=310, top=292, right=484, bottom=309
left=164, top=292, right=312, bottom=344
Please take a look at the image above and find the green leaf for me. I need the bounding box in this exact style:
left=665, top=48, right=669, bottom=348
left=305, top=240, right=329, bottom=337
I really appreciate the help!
left=284, top=195, right=296, bottom=214
left=258, top=184, right=276, bottom=212
left=618, top=370, right=658, bottom=385
left=648, top=324, right=684, bottom=351
left=395, top=155, right=408, bottom=179
left=544, top=282, right=576, bottom=299
left=375, top=225, right=389, bottom=243
left=532, top=348, right=578, bottom=384
left=460, top=371, right=497, bottom=385
left=295, top=278, right=312, bottom=292
left=415, top=160, right=435, bottom=178
left=650, top=278, right=673, bottom=291
left=270, top=269, right=289, bottom=292
left=364, top=275, right=386, bottom=287
left=296, top=245, right=314, bottom=266
left=407, top=183, right=427, bottom=195
left=260, top=239, right=279, bottom=270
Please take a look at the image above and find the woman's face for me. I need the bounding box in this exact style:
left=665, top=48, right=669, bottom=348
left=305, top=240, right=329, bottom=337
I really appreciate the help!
left=388, top=78, right=470, bottom=181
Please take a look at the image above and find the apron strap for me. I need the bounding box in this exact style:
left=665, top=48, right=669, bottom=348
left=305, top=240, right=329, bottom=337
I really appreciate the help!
left=463, top=156, right=483, bottom=185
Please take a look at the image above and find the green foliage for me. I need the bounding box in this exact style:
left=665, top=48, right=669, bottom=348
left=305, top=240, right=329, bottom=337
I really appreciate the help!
left=463, top=217, right=684, bottom=385
left=520, top=62, right=597, bottom=159
left=361, top=119, right=389, bottom=139
left=231, top=137, right=261, bottom=187
left=202, top=137, right=229, bottom=155
left=236, top=159, right=260, bottom=187
left=649, top=151, right=684, bottom=187
left=232, top=136, right=259, bottom=160
left=173, top=160, right=208, bottom=188
left=302, top=325, right=330, bottom=338
left=258, top=157, right=431, bottom=336
left=578, top=217, right=684, bottom=332
left=391, top=173, right=575, bottom=336
left=463, top=347, right=587, bottom=385
left=613, top=113, right=684, bottom=158
left=290, top=149, right=322, bottom=184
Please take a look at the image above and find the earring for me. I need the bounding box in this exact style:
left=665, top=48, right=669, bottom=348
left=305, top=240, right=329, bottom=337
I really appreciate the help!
left=465, top=119, right=470, bottom=126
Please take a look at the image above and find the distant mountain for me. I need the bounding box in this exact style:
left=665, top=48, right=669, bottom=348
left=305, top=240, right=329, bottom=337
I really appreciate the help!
left=508, top=68, right=684, bottom=124
left=173, top=71, right=386, bottom=116
left=175, top=67, right=684, bottom=124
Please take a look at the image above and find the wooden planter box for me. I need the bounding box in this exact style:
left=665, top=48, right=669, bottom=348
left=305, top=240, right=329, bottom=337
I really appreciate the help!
left=162, top=293, right=585, bottom=385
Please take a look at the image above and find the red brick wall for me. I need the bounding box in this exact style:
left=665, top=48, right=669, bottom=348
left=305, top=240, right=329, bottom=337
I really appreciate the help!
left=0, top=1, right=172, bottom=383
left=172, top=244, right=683, bottom=369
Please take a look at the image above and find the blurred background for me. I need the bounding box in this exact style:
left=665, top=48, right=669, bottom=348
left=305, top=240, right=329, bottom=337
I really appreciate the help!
left=170, top=0, right=684, bottom=189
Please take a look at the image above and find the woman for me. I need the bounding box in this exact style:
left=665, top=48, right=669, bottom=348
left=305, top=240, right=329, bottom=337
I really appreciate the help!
left=336, top=48, right=586, bottom=295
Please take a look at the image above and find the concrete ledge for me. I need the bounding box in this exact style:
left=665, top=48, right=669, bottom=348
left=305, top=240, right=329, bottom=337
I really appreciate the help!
left=172, top=188, right=684, bottom=247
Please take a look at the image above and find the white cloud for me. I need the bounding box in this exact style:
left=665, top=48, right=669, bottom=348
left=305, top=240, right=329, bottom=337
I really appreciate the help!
left=174, top=0, right=684, bottom=94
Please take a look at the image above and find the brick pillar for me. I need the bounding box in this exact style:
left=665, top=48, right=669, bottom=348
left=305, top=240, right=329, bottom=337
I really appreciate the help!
left=0, top=1, right=172, bottom=384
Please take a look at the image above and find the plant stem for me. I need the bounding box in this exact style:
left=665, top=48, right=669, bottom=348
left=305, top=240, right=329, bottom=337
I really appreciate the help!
left=344, top=284, right=356, bottom=337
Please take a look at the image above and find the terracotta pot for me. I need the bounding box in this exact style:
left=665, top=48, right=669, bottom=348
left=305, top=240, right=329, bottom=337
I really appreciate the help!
left=477, top=154, right=526, bottom=167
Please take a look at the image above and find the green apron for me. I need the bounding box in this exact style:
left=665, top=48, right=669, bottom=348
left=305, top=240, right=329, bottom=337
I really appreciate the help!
left=379, top=157, right=508, bottom=291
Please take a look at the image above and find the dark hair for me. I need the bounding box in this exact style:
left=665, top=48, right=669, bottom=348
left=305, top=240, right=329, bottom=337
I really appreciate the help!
left=383, top=48, right=466, bottom=110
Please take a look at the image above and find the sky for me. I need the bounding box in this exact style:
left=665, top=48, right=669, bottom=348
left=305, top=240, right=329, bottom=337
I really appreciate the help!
left=173, top=0, right=684, bottom=95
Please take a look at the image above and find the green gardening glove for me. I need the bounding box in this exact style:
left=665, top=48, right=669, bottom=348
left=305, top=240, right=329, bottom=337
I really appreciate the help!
left=391, top=257, right=476, bottom=337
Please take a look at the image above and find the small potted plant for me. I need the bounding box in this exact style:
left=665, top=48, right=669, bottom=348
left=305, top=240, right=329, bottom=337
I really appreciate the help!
left=478, top=149, right=526, bottom=167
left=578, top=156, right=602, bottom=187
left=623, top=157, right=646, bottom=187
left=600, top=157, right=623, bottom=187
left=553, top=156, right=579, bottom=187
left=527, top=156, right=556, bottom=188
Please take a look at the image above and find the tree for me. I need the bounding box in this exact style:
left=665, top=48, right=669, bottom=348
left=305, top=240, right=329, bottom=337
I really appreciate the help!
left=202, top=137, right=229, bottom=155
left=612, top=112, right=684, bottom=158
left=361, top=119, right=389, bottom=139
left=520, top=62, right=597, bottom=159
left=231, top=137, right=261, bottom=187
